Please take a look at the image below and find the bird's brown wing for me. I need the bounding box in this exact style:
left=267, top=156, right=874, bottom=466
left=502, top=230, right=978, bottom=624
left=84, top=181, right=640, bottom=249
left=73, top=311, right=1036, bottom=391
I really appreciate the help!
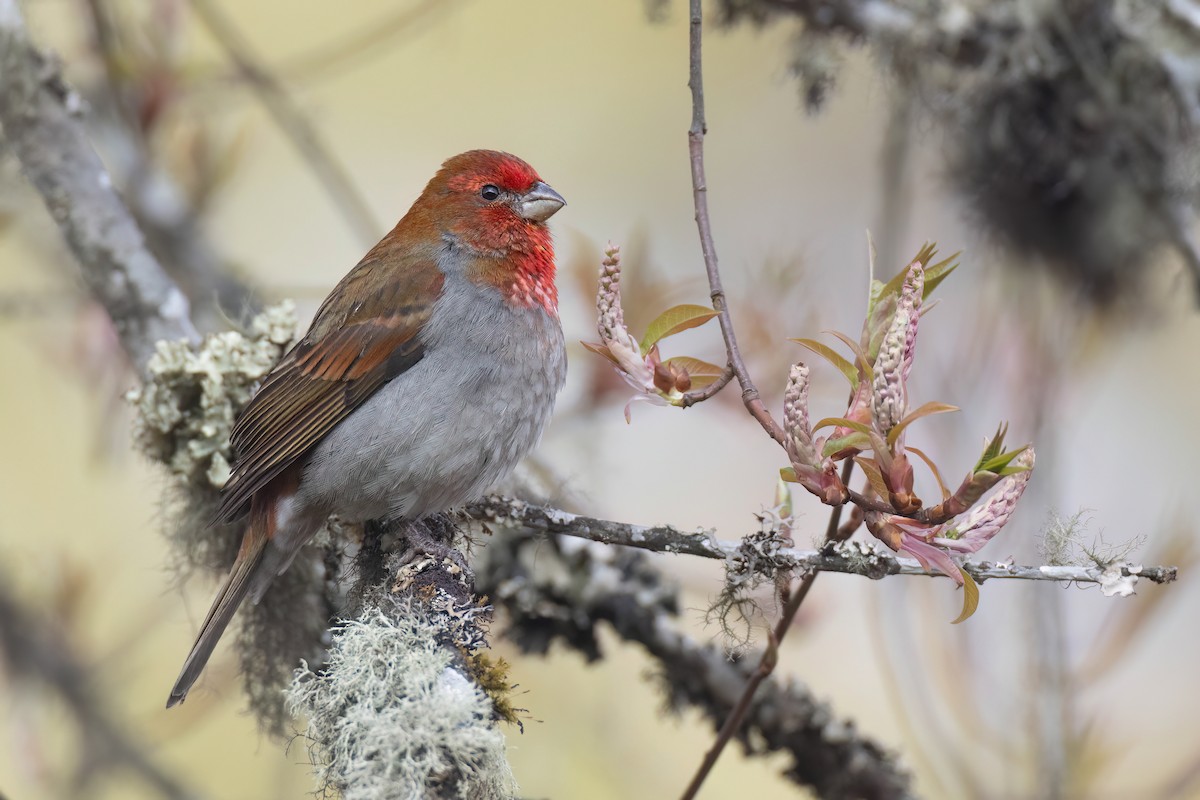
left=213, top=250, right=444, bottom=524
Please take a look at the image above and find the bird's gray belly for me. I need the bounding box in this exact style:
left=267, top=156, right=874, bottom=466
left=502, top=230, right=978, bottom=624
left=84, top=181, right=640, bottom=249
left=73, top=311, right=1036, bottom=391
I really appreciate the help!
left=296, top=318, right=564, bottom=522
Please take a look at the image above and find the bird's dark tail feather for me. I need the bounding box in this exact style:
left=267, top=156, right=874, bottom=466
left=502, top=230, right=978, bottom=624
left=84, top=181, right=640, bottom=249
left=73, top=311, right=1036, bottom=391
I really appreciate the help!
left=166, top=531, right=278, bottom=708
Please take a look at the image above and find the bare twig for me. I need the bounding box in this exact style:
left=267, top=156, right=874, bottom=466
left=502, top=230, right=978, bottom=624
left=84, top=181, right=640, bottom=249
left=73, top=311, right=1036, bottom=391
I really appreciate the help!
left=0, top=0, right=200, bottom=374
left=0, top=571, right=199, bottom=800
left=463, top=496, right=1179, bottom=588
left=187, top=0, right=382, bottom=248
left=680, top=362, right=734, bottom=405
left=684, top=0, right=787, bottom=446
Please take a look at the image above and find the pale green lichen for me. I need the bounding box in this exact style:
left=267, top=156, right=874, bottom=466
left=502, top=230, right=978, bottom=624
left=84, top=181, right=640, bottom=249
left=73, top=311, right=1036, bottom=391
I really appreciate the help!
left=288, top=598, right=517, bottom=800
left=129, top=301, right=296, bottom=489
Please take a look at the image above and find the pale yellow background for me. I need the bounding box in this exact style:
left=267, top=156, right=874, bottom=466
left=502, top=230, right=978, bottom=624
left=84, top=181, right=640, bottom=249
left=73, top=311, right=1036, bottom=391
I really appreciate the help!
left=2, top=1, right=1198, bottom=799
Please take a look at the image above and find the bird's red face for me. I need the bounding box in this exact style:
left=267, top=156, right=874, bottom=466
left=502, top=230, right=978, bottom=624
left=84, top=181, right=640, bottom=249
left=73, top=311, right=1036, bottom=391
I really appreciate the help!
left=422, top=150, right=565, bottom=312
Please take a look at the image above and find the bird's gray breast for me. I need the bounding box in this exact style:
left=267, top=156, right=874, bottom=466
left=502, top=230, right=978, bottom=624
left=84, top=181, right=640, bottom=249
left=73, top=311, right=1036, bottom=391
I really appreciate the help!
left=298, top=275, right=566, bottom=522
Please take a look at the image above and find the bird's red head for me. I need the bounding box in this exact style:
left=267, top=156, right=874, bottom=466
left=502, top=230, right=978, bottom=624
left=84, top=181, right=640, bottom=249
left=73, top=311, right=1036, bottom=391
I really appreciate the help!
left=418, top=150, right=565, bottom=313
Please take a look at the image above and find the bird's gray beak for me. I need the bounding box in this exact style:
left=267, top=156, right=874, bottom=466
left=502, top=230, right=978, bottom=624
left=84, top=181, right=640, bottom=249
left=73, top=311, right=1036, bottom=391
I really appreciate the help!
left=519, top=181, right=566, bottom=222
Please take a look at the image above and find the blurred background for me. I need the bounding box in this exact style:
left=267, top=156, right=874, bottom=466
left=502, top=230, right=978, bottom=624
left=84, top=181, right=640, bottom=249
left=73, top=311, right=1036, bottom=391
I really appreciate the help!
left=1, top=0, right=1198, bottom=798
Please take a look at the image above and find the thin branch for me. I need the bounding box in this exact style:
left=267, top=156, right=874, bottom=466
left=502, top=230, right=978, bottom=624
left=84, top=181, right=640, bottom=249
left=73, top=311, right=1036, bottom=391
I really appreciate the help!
left=187, top=0, right=382, bottom=248
left=685, top=0, right=787, bottom=446
left=0, top=571, right=199, bottom=800
left=474, top=514, right=914, bottom=798
left=678, top=458, right=853, bottom=800
left=680, top=362, right=734, bottom=405
left=0, top=0, right=200, bottom=375
left=463, top=496, right=1180, bottom=588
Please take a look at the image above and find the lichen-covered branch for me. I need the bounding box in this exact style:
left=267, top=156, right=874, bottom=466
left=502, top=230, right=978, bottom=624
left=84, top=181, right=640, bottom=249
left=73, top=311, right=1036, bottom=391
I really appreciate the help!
left=0, top=0, right=199, bottom=374
left=287, top=516, right=516, bottom=800
left=471, top=515, right=914, bottom=799
left=715, top=0, right=1200, bottom=302
left=464, top=496, right=1179, bottom=593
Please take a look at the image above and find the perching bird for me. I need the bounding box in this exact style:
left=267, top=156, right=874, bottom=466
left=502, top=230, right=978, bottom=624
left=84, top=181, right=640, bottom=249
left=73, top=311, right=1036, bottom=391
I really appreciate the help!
left=167, top=150, right=567, bottom=707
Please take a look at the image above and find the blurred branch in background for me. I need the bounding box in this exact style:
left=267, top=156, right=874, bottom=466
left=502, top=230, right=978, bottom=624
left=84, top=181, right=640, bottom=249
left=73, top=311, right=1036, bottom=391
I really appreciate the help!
left=710, top=0, right=1200, bottom=304
left=0, top=570, right=199, bottom=800
left=81, top=0, right=259, bottom=332
left=0, top=0, right=199, bottom=375
left=187, top=0, right=383, bottom=248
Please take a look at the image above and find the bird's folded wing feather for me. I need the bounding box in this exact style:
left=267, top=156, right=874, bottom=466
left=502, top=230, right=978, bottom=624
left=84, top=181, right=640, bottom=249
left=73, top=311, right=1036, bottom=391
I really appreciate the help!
left=213, top=250, right=444, bottom=525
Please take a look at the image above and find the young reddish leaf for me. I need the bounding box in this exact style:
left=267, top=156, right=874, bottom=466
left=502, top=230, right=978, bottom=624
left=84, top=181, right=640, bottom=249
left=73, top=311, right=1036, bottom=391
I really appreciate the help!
left=813, top=417, right=872, bottom=435
left=661, top=356, right=725, bottom=388
left=581, top=340, right=619, bottom=366
left=906, top=445, right=951, bottom=500
left=824, top=330, right=874, bottom=382
left=951, top=568, right=980, bottom=624
left=639, top=304, right=719, bottom=356
left=789, top=338, right=858, bottom=386
left=822, top=431, right=870, bottom=458
left=886, top=401, right=960, bottom=447
left=854, top=457, right=890, bottom=500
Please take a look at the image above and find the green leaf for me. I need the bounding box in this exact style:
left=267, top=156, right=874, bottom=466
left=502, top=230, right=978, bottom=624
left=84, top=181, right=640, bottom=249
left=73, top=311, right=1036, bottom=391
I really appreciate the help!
left=975, top=423, right=1008, bottom=471
left=995, top=461, right=1033, bottom=477
left=790, top=338, right=858, bottom=386
left=878, top=242, right=937, bottom=300
left=813, top=417, right=871, bottom=435
left=780, top=466, right=799, bottom=483
left=822, top=432, right=870, bottom=458
left=825, top=330, right=874, bottom=382
left=886, top=402, right=960, bottom=447
left=639, top=304, right=719, bottom=356
left=660, top=356, right=725, bottom=388
left=951, top=568, right=980, bottom=624
left=580, top=340, right=618, bottom=366
left=875, top=243, right=959, bottom=305
left=979, top=445, right=1030, bottom=475
left=923, top=252, right=960, bottom=298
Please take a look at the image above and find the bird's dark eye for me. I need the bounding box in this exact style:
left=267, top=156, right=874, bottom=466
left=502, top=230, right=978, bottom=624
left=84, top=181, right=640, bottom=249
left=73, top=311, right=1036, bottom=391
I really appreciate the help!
left=480, top=184, right=501, bottom=201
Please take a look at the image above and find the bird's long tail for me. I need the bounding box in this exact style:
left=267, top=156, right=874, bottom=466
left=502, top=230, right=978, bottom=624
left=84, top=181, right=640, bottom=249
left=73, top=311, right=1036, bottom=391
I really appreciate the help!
left=166, top=511, right=283, bottom=708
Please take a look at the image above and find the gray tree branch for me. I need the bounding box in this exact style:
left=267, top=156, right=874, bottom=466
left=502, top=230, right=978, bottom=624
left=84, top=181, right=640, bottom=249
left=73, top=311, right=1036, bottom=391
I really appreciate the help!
left=465, top=496, right=1179, bottom=591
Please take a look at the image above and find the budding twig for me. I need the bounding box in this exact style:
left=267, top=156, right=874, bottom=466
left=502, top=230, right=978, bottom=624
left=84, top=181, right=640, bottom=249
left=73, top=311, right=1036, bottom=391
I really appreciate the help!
left=683, top=0, right=787, bottom=447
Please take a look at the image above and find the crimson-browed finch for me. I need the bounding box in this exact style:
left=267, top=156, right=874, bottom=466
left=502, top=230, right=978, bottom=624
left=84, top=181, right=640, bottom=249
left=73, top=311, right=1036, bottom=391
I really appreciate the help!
left=167, top=150, right=566, bottom=707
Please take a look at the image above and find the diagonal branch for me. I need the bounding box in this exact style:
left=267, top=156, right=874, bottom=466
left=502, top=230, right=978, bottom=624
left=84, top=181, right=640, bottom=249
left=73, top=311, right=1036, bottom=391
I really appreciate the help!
left=187, top=0, right=382, bottom=248
left=0, top=0, right=200, bottom=375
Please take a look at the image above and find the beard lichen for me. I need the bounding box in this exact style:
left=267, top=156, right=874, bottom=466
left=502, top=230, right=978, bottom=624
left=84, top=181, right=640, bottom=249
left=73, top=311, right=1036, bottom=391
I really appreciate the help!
left=287, top=596, right=517, bottom=800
